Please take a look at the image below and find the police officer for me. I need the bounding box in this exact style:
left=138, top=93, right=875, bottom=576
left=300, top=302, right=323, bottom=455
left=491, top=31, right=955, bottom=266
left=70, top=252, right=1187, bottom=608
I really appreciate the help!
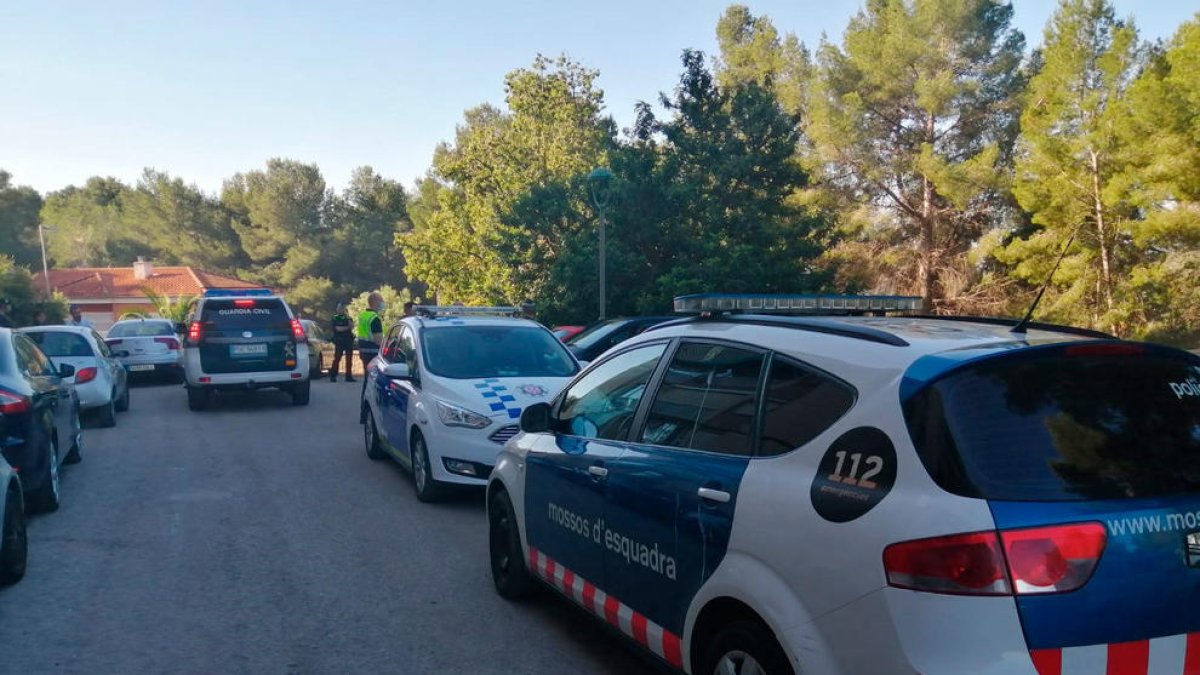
left=356, top=292, right=385, bottom=421
left=328, top=302, right=355, bottom=383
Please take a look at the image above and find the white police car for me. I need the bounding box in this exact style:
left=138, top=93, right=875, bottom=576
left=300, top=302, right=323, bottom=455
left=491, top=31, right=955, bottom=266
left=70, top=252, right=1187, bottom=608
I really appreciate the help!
left=361, top=306, right=580, bottom=502
left=486, top=293, right=1200, bottom=675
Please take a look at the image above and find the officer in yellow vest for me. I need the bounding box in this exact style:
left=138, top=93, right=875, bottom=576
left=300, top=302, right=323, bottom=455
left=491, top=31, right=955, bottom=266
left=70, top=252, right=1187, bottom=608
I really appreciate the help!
left=356, top=292, right=385, bottom=421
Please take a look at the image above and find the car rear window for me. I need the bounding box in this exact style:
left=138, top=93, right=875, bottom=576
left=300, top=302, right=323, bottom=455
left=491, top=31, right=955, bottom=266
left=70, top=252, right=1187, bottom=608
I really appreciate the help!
left=200, top=299, right=289, bottom=331
left=904, top=345, right=1200, bottom=501
left=24, top=330, right=94, bottom=357
left=108, top=321, right=175, bottom=337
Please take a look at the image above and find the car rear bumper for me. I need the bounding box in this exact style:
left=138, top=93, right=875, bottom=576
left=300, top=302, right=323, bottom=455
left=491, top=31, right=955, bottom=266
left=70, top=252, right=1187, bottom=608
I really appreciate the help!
left=187, top=371, right=307, bottom=389
left=75, top=380, right=113, bottom=409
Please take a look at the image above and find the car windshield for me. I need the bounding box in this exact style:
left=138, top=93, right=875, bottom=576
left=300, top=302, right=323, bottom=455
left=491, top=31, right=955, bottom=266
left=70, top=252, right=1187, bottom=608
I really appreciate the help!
left=421, top=324, right=578, bottom=379
left=904, top=346, right=1200, bottom=501
left=565, top=319, right=626, bottom=351
left=108, top=321, right=175, bottom=338
left=23, top=330, right=94, bottom=357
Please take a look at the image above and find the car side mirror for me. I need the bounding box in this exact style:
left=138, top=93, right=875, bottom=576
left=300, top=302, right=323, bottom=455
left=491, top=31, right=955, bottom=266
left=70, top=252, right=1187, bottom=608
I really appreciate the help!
left=520, top=402, right=552, bottom=434
left=57, top=363, right=76, bottom=379
left=382, top=362, right=412, bottom=380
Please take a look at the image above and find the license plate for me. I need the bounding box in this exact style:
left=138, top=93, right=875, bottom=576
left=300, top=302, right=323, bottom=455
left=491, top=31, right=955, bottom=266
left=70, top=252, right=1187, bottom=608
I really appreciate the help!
left=230, top=343, right=268, bottom=357
left=128, top=364, right=155, bottom=372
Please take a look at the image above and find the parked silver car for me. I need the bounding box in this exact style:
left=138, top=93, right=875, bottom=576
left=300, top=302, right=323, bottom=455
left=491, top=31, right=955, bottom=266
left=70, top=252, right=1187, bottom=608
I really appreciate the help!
left=20, top=326, right=129, bottom=427
left=105, top=318, right=184, bottom=382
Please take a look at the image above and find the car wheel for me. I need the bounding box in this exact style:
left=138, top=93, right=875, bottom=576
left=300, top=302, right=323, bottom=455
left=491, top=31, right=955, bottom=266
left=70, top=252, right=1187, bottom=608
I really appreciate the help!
left=489, top=489, right=535, bottom=599
left=97, top=395, right=117, bottom=428
left=187, top=386, right=209, bottom=412
left=28, top=435, right=61, bottom=514
left=364, top=410, right=386, bottom=460
left=0, top=487, right=27, bottom=585
left=115, top=382, right=130, bottom=412
left=291, top=380, right=311, bottom=406
left=699, top=620, right=794, bottom=675
left=312, top=353, right=324, bottom=380
left=411, top=432, right=443, bottom=503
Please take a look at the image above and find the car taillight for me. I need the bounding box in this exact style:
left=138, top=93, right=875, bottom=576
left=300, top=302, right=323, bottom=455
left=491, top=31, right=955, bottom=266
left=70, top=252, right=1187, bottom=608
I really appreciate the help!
left=1063, top=342, right=1144, bottom=357
left=0, top=390, right=31, bottom=415
left=74, top=366, right=98, bottom=384
left=153, top=336, right=180, bottom=350
left=883, top=522, right=1105, bottom=597
left=883, top=531, right=1011, bottom=595
left=234, top=299, right=256, bottom=308
left=1000, top=523, right=1105, bottom=594
left=290, top=318, right=307, bottom=343
left=188, top=321, right=203, bottom=344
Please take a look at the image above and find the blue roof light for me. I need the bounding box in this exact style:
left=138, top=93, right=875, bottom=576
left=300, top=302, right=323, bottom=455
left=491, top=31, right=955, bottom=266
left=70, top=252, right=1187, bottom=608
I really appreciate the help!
left=202, top=288, right=274, bottom=297
left=673, top=293, right=924, bottom=314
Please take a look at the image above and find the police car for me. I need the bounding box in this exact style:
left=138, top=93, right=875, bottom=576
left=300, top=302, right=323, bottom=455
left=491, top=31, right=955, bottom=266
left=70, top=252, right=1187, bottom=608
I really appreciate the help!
left=361, top=306, right=580, bottom=502
left=183, top=289, right=311, bottom=411
left=486, top=293, right=1200, bottom=675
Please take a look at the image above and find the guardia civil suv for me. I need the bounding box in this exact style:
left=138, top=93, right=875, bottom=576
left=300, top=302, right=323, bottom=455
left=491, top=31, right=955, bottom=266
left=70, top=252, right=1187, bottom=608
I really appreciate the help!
left=486, top=293, right=1200, bottom=675
left=183, top=289, right=311, bottom=410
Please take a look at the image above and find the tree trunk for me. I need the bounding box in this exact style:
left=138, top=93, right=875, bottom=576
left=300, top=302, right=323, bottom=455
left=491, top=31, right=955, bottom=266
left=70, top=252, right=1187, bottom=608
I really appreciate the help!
left=1089, top=149, right=1114, bottom=312
left=920, top=111, right=939, bottom=312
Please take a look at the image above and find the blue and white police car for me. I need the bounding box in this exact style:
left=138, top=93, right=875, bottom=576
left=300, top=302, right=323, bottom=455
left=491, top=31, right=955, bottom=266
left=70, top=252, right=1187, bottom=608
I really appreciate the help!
left=486, top=293, right=1200, bottom=675
left=361, top=306, right=580, bottom=502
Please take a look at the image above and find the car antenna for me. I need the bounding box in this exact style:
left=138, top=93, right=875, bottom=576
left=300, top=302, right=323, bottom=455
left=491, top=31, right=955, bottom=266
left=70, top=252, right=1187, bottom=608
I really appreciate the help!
left=1011, top=223, right=1083, bottom=335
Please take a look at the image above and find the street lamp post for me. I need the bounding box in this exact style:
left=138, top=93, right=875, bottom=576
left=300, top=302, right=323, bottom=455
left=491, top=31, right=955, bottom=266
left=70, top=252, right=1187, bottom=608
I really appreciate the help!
left=38, top=223, right=55, bottom=296
left=588, top=168, right=613, bottom=321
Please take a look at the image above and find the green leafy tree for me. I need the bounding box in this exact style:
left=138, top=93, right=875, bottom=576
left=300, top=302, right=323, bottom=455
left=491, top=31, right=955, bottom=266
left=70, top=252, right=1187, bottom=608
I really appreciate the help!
left=715, top=5, right=812, bottom=118
left=123, top=169, right=243, bottom=272
left=808, top=0, right=1027, bottom=308
left=0, top=256, right=65, bottom=325
left=0, top=171, right=44, bottom=267
left=325, top=166, right=414, bottom=300
left=996, top=0, right=1145, bottom=334
left=40, top=177, right=144, bottom=266
left=400, top=56, right=612, bottom=306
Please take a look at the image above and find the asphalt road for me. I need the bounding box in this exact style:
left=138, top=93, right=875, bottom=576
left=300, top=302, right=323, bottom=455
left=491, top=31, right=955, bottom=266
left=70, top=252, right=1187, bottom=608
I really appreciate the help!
left=0, top=377, right=658, bottom=675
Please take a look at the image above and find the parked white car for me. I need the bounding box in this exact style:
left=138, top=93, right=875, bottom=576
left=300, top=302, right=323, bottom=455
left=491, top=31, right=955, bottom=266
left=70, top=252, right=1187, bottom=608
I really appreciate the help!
left=20, top=326, right=129, bottom=427
left=105, top=318, right=184, bottom=382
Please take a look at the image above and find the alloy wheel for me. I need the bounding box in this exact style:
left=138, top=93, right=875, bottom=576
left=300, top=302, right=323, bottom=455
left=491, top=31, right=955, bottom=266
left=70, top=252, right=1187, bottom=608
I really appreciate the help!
left=715, top=651, right=766, bottom=675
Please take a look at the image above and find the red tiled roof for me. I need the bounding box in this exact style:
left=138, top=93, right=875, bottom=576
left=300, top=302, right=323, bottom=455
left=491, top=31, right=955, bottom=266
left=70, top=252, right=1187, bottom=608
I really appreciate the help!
left=36, top=266, right=261, bottom=300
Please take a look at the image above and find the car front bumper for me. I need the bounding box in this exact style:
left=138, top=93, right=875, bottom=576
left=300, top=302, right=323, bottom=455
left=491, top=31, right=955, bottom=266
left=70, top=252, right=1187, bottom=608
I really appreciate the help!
left=423, top=420, right=516, bottom=486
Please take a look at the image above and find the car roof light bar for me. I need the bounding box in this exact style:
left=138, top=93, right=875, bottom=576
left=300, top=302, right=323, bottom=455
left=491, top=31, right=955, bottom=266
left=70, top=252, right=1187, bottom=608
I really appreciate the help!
left=202, top=288, right=274, bottom=297
left=415, top=305, right=519, bottom=317
left=673, top=293, right=924, bottom=314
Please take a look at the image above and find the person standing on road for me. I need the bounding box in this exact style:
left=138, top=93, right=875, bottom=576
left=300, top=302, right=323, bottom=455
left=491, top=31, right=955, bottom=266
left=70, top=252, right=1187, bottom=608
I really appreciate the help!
left=328, top=302, right=355, bottom=383
left=0, top=298, right=13, bottom=328
left=66, top=304, right=94, bottom=328
left=403, top=301, right=414, bottom=317
left=356, top=292, right=385, bottom=421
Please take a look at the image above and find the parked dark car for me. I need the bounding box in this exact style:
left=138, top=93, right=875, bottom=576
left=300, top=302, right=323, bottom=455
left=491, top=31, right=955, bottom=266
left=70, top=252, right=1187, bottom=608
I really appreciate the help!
left=564, top=316, right=675, bottom=364
left=0, top=328, right=82, bottom=513
left=0, top=449, right=25, bottom=586
left=300, top=319, right=333, bottom=380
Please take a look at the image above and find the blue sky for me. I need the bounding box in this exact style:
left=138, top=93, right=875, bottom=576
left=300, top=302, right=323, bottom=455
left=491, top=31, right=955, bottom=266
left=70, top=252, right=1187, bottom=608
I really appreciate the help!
left=1, top=1, right=1195, bottom=196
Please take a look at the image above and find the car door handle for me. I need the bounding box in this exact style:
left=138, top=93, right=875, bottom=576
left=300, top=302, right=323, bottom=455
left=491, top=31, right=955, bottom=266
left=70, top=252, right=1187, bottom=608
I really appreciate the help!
left=697, top=487, right=731, bottom=504
left=587, top=465, right=608, bottom=479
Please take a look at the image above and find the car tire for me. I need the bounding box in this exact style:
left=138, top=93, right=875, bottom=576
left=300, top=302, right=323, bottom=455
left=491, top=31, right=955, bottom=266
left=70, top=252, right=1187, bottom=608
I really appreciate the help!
left=312, top=353, right=324, bottom=380
left=364, top=410, right=387, bottom=461
left=97, top=396, right=117, bottom=428
left=411, top=432, right=443, bottom=503
left=489, top=489, right=535, bottom=600
left=28, top=435, right=61, bottom=514
left=0, top=486, right=27, bottom=586
left=187, top=386, right=209, bottom=412
left=115, top=383, right=130, bottom=412
left=291, top=380, right=311, bottom=406
left=698, top=620, right=795, bottom=675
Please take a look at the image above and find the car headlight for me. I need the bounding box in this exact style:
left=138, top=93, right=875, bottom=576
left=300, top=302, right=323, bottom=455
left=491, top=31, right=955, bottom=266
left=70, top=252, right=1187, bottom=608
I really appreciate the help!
left=435, top=400, right=492, bottom=429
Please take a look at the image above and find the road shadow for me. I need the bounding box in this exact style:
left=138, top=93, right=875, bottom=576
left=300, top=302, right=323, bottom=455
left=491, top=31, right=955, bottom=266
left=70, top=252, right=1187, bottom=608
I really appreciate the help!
left=191, top=389, right=301, bottom=412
